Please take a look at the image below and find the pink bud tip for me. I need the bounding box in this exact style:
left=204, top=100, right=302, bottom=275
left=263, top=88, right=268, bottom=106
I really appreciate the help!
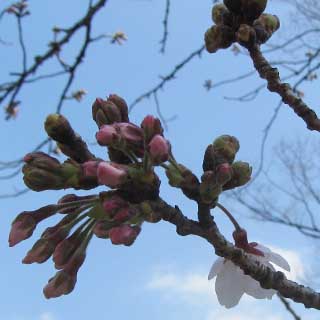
left=96, top=125, right=118, bottom=146
left=43, top=271, right=76, bottom=299
left=82, top=161, right=99, bottom=177
left=97, top=162, right=127, bottom=188
left=8, top=213, right=36, bottom=247
left=148, top=134, right=170, bottom=165
left=109, top=225, right=141, bottom=246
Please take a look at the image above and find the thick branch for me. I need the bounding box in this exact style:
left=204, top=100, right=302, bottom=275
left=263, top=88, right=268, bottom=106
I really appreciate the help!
left=249, top=45, right=320, bottom=132
left=150, top=197, right=320, bottom=310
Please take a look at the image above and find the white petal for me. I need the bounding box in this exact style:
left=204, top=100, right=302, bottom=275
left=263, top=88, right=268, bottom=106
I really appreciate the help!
left=208, top=258, right=224, bottom=280
left=242, top=260, right=276, bottom=300
left=268, top=251, right=291, bottom=272
left=215, top=260, right=245, bottom=308
left=255, top=244, right=291, bottom=271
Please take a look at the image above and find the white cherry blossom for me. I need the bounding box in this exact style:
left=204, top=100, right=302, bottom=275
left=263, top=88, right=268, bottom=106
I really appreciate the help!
left=208, top=230, right=290, bottom=308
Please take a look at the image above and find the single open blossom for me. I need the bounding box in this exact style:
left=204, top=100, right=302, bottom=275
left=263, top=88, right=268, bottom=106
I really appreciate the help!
left=208, top=231, right=290, bottom=308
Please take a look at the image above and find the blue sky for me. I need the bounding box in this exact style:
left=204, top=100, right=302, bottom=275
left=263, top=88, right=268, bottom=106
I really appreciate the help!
left=1, top=0, right=320, bottom=319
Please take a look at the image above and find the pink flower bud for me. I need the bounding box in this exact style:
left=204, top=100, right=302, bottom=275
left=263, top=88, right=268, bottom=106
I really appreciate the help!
left=9, top=212, right=36, bottom=247
left=117, top=123, right=144, bottom=145
left=216, top=163, right=233, bottom=185
left=113, top=208, right=133, bottom=223
left=148, top=134, right=170, bottom=165
left=23, top=227, right=69, bottom=264
left=53, top=230, right=82, bottom=269
left=9, top=207, right=58, bottom=247
left=82, top=160, right=100, bottom=177
left=141, top=115, right=163, bottom=142
left=43, top=270, right=76, bottom=299
left=109, top=225, right=141, bottom=246
left=96, top=125, right=118, bottom=146
left=93, top=221, right=110, bottom=239
left=97, top=162, right=128, bottom=188
left=43, top=242, right=86, bottom=298
left=108, top=94, right=129, bottom=122
left=102, top=195, right=128, bottom=218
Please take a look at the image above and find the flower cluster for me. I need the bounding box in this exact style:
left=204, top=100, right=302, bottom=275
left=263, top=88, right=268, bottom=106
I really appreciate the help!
left=9, top=94, right=172, bottom=298
left=199, top=135, right=251, bottom=205
left=9, top=93, right=253, bottom=300
left=205, top=0, right=280, bottom=53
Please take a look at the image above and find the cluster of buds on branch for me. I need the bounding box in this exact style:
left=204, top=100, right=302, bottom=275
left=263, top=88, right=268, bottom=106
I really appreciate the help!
left=9, top=92, right=253, bottom=299
left=205, top=0, right=280, bottom=52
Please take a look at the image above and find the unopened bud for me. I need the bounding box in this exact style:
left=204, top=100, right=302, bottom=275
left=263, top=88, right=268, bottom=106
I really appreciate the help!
left=200, top=171, right=222, bottom=204
left=82, top=160, right=100, bottom=177
left=236, top=24, right=256, bottom=48
left=97, top=162, right=128, bottom=188
left=92, top=98, right=122, bottom=127
left=109, top=225, right=141, bottom=246
left=108, top=94, right=129, bottom=122
left=148, top=134, right=170, bottom=165
left=223, top=161, right=252, bottom=189
left=223, top=0, right=242, bottom=14
left=216, top=163, right=233, bottom=185
left=212, top=135, right=240, bottom=163
left=43, top=270, right=76, bottom=299
left=205, top=25, right=235, bottom=53
left=141, top=115, right=163, bottom=143
left=211, top=4, right=230, bottom=25
left=53, top=229, right=82, bottom=269
left=44, top=114, right=75, bottom=144
left=242, top=0, right=268, bottom=21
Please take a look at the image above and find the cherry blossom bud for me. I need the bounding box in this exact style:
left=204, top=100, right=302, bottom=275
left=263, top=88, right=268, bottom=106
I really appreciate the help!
left=44, top=114, right=75, bottom=144
left=211, top=4, right=230, bottom=25
left=43, top=270, right=76, bottom=299
left=212, top=135, right=240, bottom=163
left=44, top=251, right=86, bottom=299
left=148, top=134, right=170, bottom=165
left=236, top=24, right=257, bottom=48
left=97, top=162, right=128, bottom=188
left=254, top=14, right=280, bottom=44
left=200, top=171, right=222, bottom=204
left=82, top=160, right=100, bottom=177
left=92, top=98, right=122, bottom=127
left=96, top=124, right=118, bottom=146
left=9, top=213, right=36, bottom=247
left=109, top=225, right=141, bottom=246
left=9, top=206, right=58, bottom=247
left=241, top=0, right=268, bottom=21
left=141, top=115, right=163, bottom=143
left=139, top=202, right=162, bottom=223
left=216, top=163, right=233, bottom=185
left=53, top=229, right=83, bottom=269
left=117, top=123, right=144, bottom=146
left=113, top=208, right=134, bottom=223
left=108, top=94, right=129, bottom=122
left=223, top=161, right=252, bottom=189
left=257, top=14, right=280, bottom=33
left=165, top=163, right=200, bottom=200
left=101, top=195, right=129, bottom=220
left=205, top=25, right=235, bottom=53
left=93, top=221, right=111, bottom=239
left=22, top=223, right=71, bottom=264
left=223, top=0, right=242, bottom=14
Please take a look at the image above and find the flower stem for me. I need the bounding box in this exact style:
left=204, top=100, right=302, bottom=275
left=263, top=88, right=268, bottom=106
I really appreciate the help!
left=216, top=203, right=242, bottom=231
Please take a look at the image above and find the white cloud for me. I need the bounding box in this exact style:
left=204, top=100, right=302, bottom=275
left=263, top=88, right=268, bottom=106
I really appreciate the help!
left=145, top=246, right=307, bottom=320
left=39, top=313, right=55, bottom=320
